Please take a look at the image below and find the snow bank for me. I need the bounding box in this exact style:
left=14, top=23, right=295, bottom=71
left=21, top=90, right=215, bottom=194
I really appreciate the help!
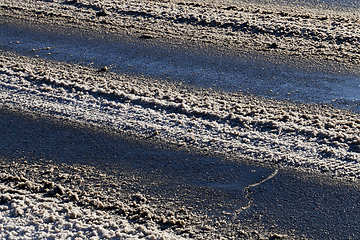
left=0, top=161, right=191, bottom=240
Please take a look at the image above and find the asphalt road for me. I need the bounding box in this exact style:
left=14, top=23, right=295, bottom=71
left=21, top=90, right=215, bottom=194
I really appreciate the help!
left=1, top=4, right=360, bottom=239
left=1, top=107, right=360, bottom=239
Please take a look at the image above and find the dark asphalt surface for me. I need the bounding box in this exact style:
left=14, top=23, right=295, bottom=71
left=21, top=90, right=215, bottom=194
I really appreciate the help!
left=1, top=107, right=360, bottom=239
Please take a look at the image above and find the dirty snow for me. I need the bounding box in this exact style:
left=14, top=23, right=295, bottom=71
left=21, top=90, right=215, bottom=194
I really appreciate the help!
left=1, top=51, right=359, bottom=180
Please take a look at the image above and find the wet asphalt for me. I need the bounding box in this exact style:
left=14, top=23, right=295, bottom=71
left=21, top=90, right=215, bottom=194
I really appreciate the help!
left=1, top=104, right=360, bottom=239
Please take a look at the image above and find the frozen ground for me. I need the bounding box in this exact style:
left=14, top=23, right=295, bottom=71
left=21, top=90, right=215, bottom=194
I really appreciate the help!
left=1, top=0, right=360, bottom=239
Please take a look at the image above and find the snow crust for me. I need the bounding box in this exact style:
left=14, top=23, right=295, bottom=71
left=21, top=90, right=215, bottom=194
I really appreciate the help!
left=0, top=161, right=190, bottom=240
left=0, top=183, right=182, bottom=240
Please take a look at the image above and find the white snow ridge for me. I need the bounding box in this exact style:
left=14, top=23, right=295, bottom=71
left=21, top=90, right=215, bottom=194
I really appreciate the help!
left=1, top=51, right=359, bottom=180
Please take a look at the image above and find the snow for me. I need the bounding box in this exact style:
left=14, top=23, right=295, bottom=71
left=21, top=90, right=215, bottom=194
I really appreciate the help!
left=0, top=182, right=185, bottom=240
left=1, top=0, right=360, bottom=238
left=1, top=51, right=359, bottom=180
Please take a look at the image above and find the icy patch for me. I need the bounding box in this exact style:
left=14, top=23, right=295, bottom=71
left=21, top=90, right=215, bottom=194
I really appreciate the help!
left=325, top=78, right=360, bottom=102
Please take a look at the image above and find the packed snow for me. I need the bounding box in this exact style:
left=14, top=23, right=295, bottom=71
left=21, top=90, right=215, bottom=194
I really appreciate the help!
left=1, top=51, right=359, bottom=180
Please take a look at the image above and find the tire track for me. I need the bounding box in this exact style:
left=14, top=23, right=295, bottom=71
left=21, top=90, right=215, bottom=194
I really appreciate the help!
left=1, top=51, right=360, bottom=180
left=2, top=0, right=360, bottom=64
